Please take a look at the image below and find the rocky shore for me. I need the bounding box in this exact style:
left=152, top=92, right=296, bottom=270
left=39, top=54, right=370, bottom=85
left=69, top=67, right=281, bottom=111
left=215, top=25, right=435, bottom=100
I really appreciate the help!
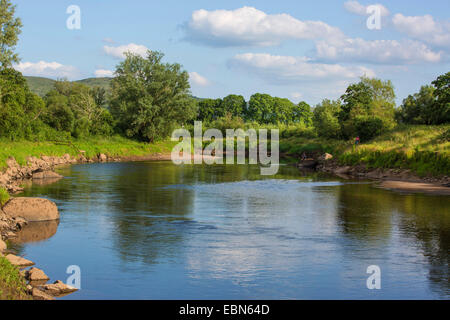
left=0, top=152, right=127, bottom=300
left=0, top=151, right=176, bottom=300
left=1, top=198, right=78, bottom=300
left=302, top=153, right=450, bottom=195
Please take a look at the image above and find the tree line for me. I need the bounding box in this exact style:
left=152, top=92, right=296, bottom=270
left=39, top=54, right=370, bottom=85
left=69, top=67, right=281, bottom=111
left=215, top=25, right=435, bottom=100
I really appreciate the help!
left=0, top=0, right=449, bottom=144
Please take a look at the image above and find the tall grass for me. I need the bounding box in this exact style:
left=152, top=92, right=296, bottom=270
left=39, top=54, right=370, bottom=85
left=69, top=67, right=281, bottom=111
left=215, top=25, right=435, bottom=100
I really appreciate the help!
left=0, top=256, right=30, bottom=300
left=0, top=187, right=9, bottom=207
left=338, top=125, right=450, bottom=176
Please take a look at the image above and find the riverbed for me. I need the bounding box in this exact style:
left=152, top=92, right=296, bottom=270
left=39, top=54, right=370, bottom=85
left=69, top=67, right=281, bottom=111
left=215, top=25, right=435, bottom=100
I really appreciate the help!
left=11, top=161, right=450, bottom=299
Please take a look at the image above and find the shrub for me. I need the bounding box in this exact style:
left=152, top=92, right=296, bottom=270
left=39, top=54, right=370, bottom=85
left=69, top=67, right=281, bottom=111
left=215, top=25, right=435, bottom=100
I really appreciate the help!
left=353, top=116, right=384, bottom=142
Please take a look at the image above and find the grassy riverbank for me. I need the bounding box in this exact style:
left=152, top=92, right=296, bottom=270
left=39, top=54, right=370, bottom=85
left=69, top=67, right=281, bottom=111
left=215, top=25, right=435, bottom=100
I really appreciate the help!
left=0, top=256, right=30, bottom=300
left=0, top=136, right=178, bottom=170
left=0, top=125, right=449, bottom=177
left=283, top=125, right=450, bottom=176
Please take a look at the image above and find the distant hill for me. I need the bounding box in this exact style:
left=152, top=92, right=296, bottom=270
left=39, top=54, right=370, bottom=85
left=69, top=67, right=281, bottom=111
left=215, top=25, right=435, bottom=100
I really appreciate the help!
left=25, top=76, right=57, bottom=97
left=25, top=76, right=203, bottom=101
left=25, top=76, right=112, bottom=97
left=76, top=77, right=112, bottom=92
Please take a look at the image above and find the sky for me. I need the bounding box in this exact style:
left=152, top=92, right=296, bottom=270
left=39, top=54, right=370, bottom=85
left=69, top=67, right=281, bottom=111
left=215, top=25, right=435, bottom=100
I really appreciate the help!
left=12, top=0, right=450, bottom=105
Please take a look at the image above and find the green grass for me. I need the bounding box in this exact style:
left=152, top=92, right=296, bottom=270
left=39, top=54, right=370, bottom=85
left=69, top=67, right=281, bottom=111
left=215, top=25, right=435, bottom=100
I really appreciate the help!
left=0, top=256, right=30, bottom=300
left=0, top=135, right=178, bottom=170
left=337, top=125, right=450, bottom=176
left=0, top=187, right=9, bottom=206
left=279, top=124, right=450, bottom=176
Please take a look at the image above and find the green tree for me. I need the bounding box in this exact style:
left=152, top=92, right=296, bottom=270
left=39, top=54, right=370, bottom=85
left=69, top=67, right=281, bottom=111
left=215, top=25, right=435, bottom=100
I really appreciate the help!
left=431, top=71, right=450, bottom=124
left=313, top=99, right=342, bottom=139
left=340, top=77, right=396, bottom=138
left=397, top=85, right=436, bottom=124
left=247, top=93, right=274, bottom=124
left=43, top=91, right=74, bottom=132
left=0, top=68, right=44, bottom=139
left=197, top=98, right=223, bottom=123
left=43, top=80, right=113, bottom=137
left=220, top=94, right=246, bottom=118
left=292, top=101, right=313, bottom=126
left=0, top=0, right=22, bottom=68
left=110, top=51, right=197, bottom=142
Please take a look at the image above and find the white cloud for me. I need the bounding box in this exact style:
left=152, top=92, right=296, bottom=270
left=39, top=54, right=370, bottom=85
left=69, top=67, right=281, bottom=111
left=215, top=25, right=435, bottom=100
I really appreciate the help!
left=392, top=14, right=450, bottom=48
left=189, top=72, right=210, bottom=87
left=15, top=61, right=79, bottom=79
left=228, top=53, right=375, bottom=84
left=316, top=38, right=442, bottom=64
left=344, top=1, right=390, bottom=17
left=103, top=43, right=149, bottom=59
left=184, top=6, right=344, bottom=47
left=94, top=69, right=114, bottom=78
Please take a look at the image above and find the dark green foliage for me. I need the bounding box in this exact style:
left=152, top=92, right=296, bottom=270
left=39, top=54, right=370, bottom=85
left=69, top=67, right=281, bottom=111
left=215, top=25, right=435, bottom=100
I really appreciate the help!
left=0, top=0, right=22, bottom=68
left=110, top=51, right=197, bottom=142
left=42, top=80, right=113, bottom=138
left=197, top=98, right=223, bottom=123
left=292, top=101, right=313, bottom=126
left=353, top=116, right=384, bottom=142
left=398, top=72, right=449, bottom=125
left=431, top=72, right=450, bottom=124
left=0, top=68, right=45, bottom=140
left=220, top=94, right=246, bottom=118
left=313, top=99, right=342, bottom=139
left=339, top=77, right=396, bottom=139
left=397, top=85, right=436, bottom=125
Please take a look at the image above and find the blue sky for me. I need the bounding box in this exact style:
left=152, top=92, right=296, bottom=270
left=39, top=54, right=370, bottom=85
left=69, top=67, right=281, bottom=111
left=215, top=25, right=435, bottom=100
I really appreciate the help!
left=13, top=0, right=450, bottom=105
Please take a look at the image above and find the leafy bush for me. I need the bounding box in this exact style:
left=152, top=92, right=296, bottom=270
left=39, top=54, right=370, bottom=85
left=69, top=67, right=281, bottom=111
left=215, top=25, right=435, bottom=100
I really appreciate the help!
left=353, top=116, right=384, bottom=142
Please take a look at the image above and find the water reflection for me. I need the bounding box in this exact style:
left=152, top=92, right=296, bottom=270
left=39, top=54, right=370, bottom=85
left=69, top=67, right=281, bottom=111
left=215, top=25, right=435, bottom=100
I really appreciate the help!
left=18, top=161, right=450, bottom=299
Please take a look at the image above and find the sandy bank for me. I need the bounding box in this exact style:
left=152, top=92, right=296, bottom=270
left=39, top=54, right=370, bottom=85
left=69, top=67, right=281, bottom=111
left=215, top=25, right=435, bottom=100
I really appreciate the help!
left=378, top=180, right=450, bottom=196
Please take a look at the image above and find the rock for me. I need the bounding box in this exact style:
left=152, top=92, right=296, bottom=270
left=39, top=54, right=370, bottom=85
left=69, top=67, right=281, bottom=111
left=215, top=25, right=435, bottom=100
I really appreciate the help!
left=0, top=220, right=9, bottom=231
left=14, top=217, right=28, bottom=229
left=98, top=153, right=107, bottom=162
left=2, top=197, right=59, bottom=221
left=5, top=254, right=34, bottom=267
left=320, top=153, right=333, bottom=161
left=42, top=280, right=78, bottom=296
left=6, top=157, right=19, bottom=169
left=0, top=239, right=6, bottom=253
left=26, top=267, right=50, bottom=282
left=334, top=166, right=351, bottom=175
left=32, top=171, right=63, bottom=180
left=32, top=288, right=54, bottom=300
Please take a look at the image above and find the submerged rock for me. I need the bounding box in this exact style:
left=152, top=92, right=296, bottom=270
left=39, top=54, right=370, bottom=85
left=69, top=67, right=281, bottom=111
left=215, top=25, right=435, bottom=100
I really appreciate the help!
left=32, top=288, right=54, bottom=300
left=3, top=197, right=59, bottom=222
left=32, top=171, right=63, bottom=180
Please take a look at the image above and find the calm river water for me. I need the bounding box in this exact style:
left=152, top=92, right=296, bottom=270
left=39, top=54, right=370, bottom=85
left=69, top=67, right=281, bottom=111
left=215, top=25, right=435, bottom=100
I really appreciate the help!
left=11, top=161, right=450, bottom=299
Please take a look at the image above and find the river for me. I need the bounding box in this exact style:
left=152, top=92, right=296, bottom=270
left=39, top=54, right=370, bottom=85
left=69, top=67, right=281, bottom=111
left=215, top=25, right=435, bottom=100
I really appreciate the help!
left=11, top=161, right=450, bottom=299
